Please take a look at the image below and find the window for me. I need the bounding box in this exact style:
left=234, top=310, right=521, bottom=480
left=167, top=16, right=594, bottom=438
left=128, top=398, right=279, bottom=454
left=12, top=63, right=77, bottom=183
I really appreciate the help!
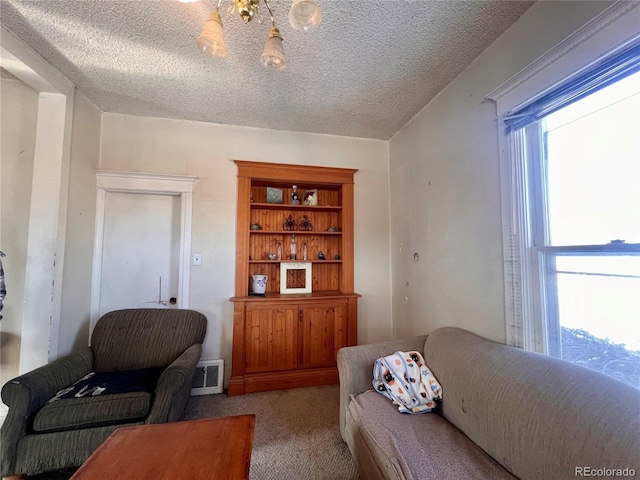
left=502, top=43, right=640, bottom=388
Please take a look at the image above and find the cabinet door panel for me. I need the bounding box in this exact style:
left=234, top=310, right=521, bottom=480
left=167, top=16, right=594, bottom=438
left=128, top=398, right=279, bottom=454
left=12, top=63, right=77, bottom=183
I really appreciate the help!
left=298, top=301, right=347, bottom=368
left=245, top=304, right=298, bottom=373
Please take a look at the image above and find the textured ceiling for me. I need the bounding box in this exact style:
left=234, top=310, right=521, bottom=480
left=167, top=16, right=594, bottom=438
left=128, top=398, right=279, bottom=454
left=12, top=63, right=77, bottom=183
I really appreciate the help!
left=1, top=0, right=533, bottom=139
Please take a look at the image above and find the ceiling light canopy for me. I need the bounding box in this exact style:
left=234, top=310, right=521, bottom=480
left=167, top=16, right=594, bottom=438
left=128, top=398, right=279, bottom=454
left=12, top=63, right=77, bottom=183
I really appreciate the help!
left=194, top=0, right=321, bottom=71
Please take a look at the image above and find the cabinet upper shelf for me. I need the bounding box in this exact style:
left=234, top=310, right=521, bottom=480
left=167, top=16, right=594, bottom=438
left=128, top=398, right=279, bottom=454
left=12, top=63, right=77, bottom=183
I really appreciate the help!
left=250, top=203, right=342, bottom=212
left=249, top=260, right=342, bottom=264
left=249, top=230, right=341, bottom=235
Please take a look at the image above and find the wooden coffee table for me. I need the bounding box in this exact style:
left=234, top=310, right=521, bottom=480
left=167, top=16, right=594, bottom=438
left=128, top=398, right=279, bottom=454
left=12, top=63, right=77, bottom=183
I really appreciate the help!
left=71, top=415, right=255, bottom=480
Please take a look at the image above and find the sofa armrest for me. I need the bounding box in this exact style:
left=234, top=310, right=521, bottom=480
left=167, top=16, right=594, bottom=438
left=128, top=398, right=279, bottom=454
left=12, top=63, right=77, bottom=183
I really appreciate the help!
left=1, top=347, right=93, bottom=477
left=146, top=343, right=202, bottom=424
left=336, top=336, right=428, bottom=441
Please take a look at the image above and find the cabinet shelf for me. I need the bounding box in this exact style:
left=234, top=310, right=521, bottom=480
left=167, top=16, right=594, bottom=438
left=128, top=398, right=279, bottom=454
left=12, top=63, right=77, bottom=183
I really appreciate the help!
left=231, top=291, right=361, bottom=302
left=250, top=203, right=342, bottom=212
left=249, top=230, right=341, bottom=235
left=249, top=260, right=342, bottom=264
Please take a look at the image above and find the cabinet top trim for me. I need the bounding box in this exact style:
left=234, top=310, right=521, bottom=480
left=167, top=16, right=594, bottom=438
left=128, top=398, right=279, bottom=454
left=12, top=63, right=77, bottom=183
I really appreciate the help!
left=234, top=160, right=358, bottom=184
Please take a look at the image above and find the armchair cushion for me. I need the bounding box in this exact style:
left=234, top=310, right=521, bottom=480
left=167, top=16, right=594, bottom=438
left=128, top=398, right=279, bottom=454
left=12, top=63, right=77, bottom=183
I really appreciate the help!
left=33, top=367, right=164, bottom=433
left=33, top=392, right=152, bottom=433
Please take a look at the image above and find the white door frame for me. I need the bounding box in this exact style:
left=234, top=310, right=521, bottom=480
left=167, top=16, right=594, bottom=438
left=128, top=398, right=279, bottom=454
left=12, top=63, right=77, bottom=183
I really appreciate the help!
left=90, top=171, right=197, bottom=334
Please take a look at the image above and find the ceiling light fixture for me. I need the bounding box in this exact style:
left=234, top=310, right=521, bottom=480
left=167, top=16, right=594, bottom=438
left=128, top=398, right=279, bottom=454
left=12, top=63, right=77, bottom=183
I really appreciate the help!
left=195, top=0, right=321, bottom=71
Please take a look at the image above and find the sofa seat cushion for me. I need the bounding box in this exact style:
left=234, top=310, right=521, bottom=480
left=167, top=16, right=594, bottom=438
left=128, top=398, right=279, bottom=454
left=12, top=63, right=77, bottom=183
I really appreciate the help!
left=33, top=392, right=152, bottom=433
left=350, top=390, right=516, bottom=480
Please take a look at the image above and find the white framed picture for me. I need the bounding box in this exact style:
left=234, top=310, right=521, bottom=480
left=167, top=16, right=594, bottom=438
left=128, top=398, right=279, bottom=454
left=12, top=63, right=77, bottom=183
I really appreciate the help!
left=280, top=262, right=312, bottom=294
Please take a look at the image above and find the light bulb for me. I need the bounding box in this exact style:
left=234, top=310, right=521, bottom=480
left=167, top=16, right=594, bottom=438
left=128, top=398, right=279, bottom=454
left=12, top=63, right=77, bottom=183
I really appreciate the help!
left=197, top=11, right=228, bottom=58
left=260, top=27, right=287, bottom=71
left=288, top=0, right=321, bottom=31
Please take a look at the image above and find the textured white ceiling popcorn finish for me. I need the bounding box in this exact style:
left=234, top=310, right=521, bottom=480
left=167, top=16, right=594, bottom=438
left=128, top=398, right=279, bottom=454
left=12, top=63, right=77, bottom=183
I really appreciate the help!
left=1, top=0, right=532, bottom=139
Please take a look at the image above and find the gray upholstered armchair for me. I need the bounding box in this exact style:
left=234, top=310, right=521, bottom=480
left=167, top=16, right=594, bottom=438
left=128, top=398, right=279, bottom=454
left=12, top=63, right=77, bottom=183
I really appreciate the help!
left=1, top=308, right=207, bottom=477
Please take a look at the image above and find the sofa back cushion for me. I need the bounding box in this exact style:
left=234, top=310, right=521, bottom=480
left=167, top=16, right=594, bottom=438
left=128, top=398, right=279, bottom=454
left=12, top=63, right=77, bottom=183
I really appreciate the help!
left=91, top=309, right=207, bottom=372
left=424, top=327, right=640, bottom=480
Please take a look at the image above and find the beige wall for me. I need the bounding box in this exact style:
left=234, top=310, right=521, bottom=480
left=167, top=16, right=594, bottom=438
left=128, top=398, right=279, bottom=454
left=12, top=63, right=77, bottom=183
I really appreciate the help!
left=389, top=1, right=615, bottom=343
left=0, top=74, right=39, bottom=386
left=57, top=91, right=102, bottom=356
left=100, top=114, right=392, bottom=382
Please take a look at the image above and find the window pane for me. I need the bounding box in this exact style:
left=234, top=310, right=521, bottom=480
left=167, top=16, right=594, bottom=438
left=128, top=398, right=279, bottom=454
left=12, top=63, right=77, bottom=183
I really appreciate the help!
left=543, top=71, right=640, bottom=246
left=554, top=255, right=640, bottom=388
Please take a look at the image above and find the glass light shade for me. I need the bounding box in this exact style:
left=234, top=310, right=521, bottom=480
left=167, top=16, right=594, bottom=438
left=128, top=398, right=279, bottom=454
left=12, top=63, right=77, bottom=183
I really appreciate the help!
left=288, top=0, right=321, bottom=31
left=197, top=11, right=227, bottom=58
left=260, top=31, right=287, bottom=71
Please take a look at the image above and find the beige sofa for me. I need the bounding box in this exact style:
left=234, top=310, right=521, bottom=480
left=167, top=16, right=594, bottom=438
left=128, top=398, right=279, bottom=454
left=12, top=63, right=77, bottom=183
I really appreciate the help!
left=338, top=327, right=640, bottom=480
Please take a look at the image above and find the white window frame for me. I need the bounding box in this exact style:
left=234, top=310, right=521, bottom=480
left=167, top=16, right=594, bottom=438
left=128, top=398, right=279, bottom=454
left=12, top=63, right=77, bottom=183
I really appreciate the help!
left=509, top=120, right=640, bottom=356
left=486, top=2, right=640, bottom=352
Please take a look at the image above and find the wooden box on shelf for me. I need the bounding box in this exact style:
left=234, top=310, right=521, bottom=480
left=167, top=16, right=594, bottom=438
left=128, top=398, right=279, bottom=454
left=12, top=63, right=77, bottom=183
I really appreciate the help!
left=229, top=160, right=360, bottom=396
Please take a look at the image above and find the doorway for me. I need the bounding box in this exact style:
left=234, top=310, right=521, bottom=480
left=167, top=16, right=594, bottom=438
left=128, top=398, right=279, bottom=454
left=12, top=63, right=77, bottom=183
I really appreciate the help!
left=90, top=171, right=197, bottom=333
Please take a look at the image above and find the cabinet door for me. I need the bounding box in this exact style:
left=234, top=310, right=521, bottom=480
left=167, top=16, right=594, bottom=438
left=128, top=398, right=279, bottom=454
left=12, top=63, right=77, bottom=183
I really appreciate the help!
left=245, top=303, right=298, bottom=373
left=298, top=301, right=348, bottom=368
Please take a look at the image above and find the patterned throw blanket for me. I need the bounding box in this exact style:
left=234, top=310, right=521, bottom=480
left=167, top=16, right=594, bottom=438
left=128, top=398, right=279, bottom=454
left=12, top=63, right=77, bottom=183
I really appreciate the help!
left=373, top=351, right=442, bottom=414
left=47, top=367, right=164, bottom=403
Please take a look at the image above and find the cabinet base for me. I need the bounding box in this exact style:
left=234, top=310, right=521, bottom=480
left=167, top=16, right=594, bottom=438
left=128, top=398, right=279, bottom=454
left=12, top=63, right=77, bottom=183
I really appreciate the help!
left=228, top=367, right=339, bottom=396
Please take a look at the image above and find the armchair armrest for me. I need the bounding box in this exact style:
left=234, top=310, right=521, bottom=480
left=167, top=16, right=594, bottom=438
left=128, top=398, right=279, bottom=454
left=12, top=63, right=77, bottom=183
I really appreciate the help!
left=146, top=343, right=202, bottom=424
left=336, top=336, right=428, bottom=440
left=1, top=347, right=93, bottom=476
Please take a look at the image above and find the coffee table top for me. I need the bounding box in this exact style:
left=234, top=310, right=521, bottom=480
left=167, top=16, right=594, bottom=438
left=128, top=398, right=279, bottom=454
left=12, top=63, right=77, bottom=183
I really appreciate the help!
left=71, top=415, right=256, bottom=480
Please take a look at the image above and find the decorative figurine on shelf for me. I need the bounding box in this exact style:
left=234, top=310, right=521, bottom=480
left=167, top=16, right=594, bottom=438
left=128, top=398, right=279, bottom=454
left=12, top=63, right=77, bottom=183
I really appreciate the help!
left=250, top=223, right=262, bottom=230
left=327, top=226, right=340, bottom=232
left=299, top=215, right=313, bottom=231
left=303, top=189, right=318, bottom=206
left=318, top=251, right=326, bottom=260
left=267, top=252, right=277, bottom=260
left=303, top=242, right=308, bottom=261
left=283, top=215, right=298, bottom=231
left=335, top=254, right=340, bottom=260
left=289, top=234, right=297, bottom=260
left=291, top=185, right=300, bottom=205
left=250, top=191, right=254, bottom=203
left=277, top=241, right=282, bottom=261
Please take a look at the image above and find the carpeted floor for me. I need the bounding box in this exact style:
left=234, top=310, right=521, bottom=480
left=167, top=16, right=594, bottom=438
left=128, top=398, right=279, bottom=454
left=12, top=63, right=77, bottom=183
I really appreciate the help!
left=28, top=384, right=359, bottom=480
left=182, top=384, right=359, bottom=480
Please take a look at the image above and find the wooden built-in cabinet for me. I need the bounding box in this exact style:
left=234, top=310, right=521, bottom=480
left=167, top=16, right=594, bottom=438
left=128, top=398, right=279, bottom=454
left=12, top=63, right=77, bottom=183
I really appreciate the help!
left=229, top=161, right=360, bottom=395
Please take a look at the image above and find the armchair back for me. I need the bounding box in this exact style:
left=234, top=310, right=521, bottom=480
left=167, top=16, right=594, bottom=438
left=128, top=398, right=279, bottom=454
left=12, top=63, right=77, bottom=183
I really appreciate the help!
left=91, top=309, right=207, bottom=372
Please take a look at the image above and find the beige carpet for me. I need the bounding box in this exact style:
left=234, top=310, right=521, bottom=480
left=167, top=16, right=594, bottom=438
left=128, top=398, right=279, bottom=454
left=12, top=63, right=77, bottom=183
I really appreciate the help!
left=181, top=384, right=359, bottom=480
